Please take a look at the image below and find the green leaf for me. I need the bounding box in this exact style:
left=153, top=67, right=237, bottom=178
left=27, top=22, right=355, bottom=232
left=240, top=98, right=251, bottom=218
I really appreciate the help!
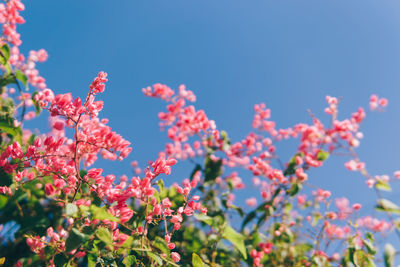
left=15, top=70, right=28, bottom=88
left=317, top=150, right=329, bottom=161
left=0, top=44, right=10, bottom=65
left=147, top=252, right=163, bottom=265
left=190, top=164, right=202, bottom=181
left=153, top=236, right=169, bottom=255
left=288, top=183, right=302, bottom=196
left=192, top=253, right=205, bottom=267
left=0, top=119, right=22, bottom=139
left=384, top=243, right=396, bottom=267
left=90, top=205, right=119, bottom=222
left=376, top=199, right=400, bottom=214
left=31, top=92, right=42, bottom=115
left=87, top=254, right=98, bottom=267
left=194, top=213, right=213, bottom=226
left=241, top=210, right=257, bottom=230
left=375, top=180, right=391, bottom=191
left=95, top=227, right=113, bottom=247
left=222, top=226, right=247, bottom=259
left=54, top=253, right=68, bottom=267
left=0, top=74, right=15, bottom=87
left=204, top=156, right=222, bottom=182
left=362, top=239, right=376, bottom=255
left=122, top=255, right=136, bottom=267
left=65, top=203, right=78, bottom=216
left=0, top=195, right=8, bottom=209
left=65, top=228, right=89, bottom=252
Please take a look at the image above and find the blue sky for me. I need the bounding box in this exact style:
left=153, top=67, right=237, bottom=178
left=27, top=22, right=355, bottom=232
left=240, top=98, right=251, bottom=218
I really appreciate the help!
left=18, top=0, right=400, bottom=252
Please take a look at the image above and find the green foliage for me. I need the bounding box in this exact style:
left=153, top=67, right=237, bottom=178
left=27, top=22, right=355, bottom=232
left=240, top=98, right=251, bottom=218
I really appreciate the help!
left=376, top=199, right=400, bottom=214
left=204, top=156, right=222, bottom=183
left=66, top=228, right=90, bottom=252
left=384, top=243, right=396, bottom=267
left=317, top=150, right=329, bottom=161
left=222, top=226, right=247, bottom=259
left=192, top=253, right=206, bottom=267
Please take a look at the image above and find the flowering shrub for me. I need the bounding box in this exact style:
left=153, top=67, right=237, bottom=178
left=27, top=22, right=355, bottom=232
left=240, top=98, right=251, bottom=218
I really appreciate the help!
left=0, top=1, right=398, bottom=267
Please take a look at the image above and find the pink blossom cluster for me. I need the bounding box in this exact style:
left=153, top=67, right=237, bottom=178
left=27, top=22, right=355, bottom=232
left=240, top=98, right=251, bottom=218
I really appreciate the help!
left=250, top=242, right=273, bottom=267
left=0, top=0, right=24, bottom=46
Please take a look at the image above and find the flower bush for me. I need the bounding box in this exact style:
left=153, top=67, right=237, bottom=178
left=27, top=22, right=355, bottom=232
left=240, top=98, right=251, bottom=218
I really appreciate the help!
left=0, top=1, right=397, bottom=267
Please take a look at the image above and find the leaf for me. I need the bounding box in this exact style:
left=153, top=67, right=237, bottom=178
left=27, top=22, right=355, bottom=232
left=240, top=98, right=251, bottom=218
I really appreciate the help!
left=87, top=254, right=98, bottom=267
left=317, top=150, right=329, bottom=161
left=288, top=183, right=302, bottom=196
left=284, top=163, right=296, bottom=176
left=376, top=199, right=400, bottom=214
left=0, top=119, right=22, bottom=139
left=241, top=210, right=257, bottom=230
left=384, top=243, right=396, bottom=267
left=147, top=252, right=163, bottom=265
left=194, top=213, right=213, bottom=226
left=122, top=255, right=136, bottom=267
left=192, top=253, right=205, bottom=267
left=31, top=92, right=42, bottom=115
left=375, top=180, right=391, bottom=191
left=362, top=239, right=376, bottom=255
left=153, top=236, right=169, bottom=255
left=15, top=70, right=28, bottom=88
left=0, top=44, right=10, bottom=65
left=190, top=164, right=202, bottom=181
left=95, top=227, right=113, bottom=247
left=65, top=203, right=78, bottom=216
left=0, top=257, right=5, bottom=265
left=204, top=156, right=222, bottom=182
left=0, top=195, right=8, bottom=209
left=90, top=205, right=119, bottom=222
left=65, top=228, right=89, bottom=252
left=0, top=74, right=15, bottom=87
left=222, top=226, right=247, bottom=259
left=54, top=254, right=68, bottom=267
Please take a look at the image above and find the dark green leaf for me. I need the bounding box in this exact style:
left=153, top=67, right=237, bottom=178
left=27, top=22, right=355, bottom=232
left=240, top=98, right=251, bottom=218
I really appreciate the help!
left=241, top=211, right=257, bottom=230
left=65, top=228, right=89, bottom=252
left=0, top=74, right=15, bottom=87
left=204, top=156, right=222, bottom=182
left=54, top=253, right=68, bottom=267
left=362, top=239, right=376, bottom=255
left=190, top=164, right=202, bottom=181
left=288, top=183, right=302, bottom=196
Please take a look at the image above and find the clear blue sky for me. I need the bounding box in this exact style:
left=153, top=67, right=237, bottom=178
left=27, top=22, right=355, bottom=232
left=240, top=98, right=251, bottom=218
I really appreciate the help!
left=19, top=0, right=400, bottom=251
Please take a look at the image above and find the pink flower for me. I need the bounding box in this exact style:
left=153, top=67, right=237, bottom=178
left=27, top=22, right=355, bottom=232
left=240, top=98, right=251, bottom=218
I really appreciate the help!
left=245, top=197, right=257, bottom=207
left=44, top=183, right=55, bottom=196
left=171, top=252, right=181, bottom=262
